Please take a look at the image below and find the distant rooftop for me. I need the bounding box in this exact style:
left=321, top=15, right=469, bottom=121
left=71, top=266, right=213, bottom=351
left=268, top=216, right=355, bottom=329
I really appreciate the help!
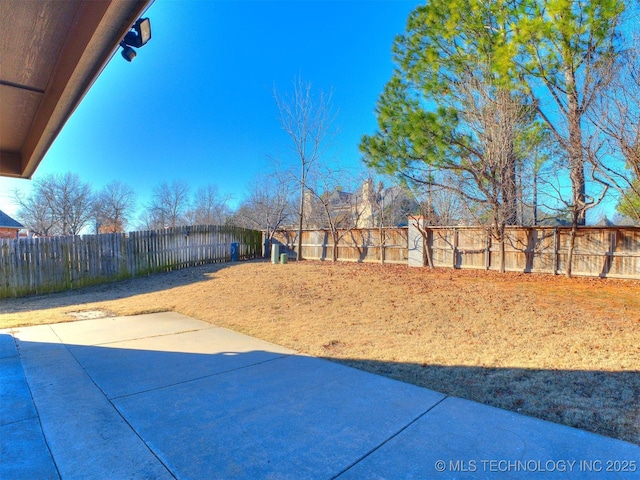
left=0, top=210, right=24, bottom=229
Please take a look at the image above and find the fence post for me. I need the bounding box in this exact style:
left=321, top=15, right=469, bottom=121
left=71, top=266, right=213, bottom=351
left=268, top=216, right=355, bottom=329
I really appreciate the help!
left=485, top=231, right=491, bottom=270
left=452, top=228, right=459, bottom=269
left=553, top=228, right=559, bottom=275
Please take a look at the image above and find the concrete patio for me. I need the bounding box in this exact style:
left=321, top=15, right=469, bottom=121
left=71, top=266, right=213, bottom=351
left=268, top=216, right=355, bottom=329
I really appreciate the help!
left=1, top=312, right=638, bottom=479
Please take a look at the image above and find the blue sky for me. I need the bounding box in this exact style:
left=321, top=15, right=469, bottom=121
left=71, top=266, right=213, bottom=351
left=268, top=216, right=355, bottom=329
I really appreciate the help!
left=0, top=0, right=422, bottom=218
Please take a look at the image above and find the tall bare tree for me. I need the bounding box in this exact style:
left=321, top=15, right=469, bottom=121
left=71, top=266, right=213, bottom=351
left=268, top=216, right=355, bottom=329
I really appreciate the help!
left=274, top=77, right=335, bottom=260
left=233, top=172, right=295, bottom=252
left=514, top=122, right=560, bottom=226
left=589, top=34, right=640, bottom=223
left=305, top=167, right=364, bottom=262
left=15, top=173, right=93, bottom=236
left=93, top=181, right=136, bottom=233
left=457, top=77, right=531, bottom=267
left=45, top=173, right=93, bottom=235
left=188, top=184, right=231, bottom=226
left=146, top=180, right=191, bottom=229
left=13, top=188, right=55, bottom=236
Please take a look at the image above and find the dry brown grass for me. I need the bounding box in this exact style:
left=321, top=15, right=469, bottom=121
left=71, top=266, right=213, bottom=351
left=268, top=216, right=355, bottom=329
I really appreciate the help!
left=1, top=260, right=639, bottom=444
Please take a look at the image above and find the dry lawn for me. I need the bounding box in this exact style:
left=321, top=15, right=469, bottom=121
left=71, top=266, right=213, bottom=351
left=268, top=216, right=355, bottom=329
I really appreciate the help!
left=1, top=260, right=639, bottom=444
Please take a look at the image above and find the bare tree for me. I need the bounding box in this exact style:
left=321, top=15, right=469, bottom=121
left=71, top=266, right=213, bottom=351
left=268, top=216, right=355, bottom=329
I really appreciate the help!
left=45, top=173, right=93, bottom=235
left=434, top=75, right=534, bottom=272
left=401, top=170, right=475, bottom=228
left=188, top=184, right=231, bottom=226
left=13, top=188, right=55, bottom=236
left=15, top=173, right=93, bottom=236
left=135, top=209, right=156, bottom=232
left=515, top=124, right=560, bottom=227
left=532, top=149, right=610, bottom=277
left=274, top=77, right=335, bottom=260
left=589, top=35, right=640, bottom=223
left=365, top=65, right=536, bottom=271
left=403, top=174, right=474, bottom=270
left=93, top=181, right=136, bottom=233
left=146, top=180, right=191, bottom=229
left=233, top=172, right=295, bottom=253
left=363, top=173, right=420, bottom=264
left=305, top=167, right=364, bottom=262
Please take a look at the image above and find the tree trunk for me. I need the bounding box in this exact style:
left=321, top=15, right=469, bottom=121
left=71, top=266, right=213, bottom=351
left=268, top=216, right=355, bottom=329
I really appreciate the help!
left=566, top=212, right=579, bottom=278
left=565, top=67, right=586, bottom=226
left=532, top=169, right=538, bottom=226
left=379, top=225, right=386, bottom=265
left=568, top=121, right=586, bottom=226
left=296, top=182, right=304, bottom=261
left=503, top=150, right=518, bottom=225
left=412, top=217, right=433, bottom=268
left=499, top=234, right=506, bottom=273
left=498, top=224, right=506, bottom=273
left=423, top=228, right=434, bottom=269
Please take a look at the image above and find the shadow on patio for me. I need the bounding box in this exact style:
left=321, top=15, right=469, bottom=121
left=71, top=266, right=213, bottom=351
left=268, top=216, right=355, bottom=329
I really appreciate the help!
left=2, top=316, right=638, bottom=478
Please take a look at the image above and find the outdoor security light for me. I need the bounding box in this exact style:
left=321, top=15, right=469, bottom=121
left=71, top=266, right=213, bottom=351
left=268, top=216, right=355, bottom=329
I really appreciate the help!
left=120, top=17, right=151, bottom=62
left=121, top=45, right=136, bottom=62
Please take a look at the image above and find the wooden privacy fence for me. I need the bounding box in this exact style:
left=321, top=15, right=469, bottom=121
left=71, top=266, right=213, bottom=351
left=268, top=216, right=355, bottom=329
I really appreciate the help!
left=274, top=225, right=640, bottom=279
left=413, top=226, right=640, bottom=279
left=272, top=228, right=409, bottom=264
left=0, top=225, right=262, bottom=298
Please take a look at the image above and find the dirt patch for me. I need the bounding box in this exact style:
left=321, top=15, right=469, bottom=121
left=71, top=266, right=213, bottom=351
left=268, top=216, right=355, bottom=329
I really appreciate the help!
left=1, top=260, right=638, bottom=444
left=66, top=309, right=115, bottom=320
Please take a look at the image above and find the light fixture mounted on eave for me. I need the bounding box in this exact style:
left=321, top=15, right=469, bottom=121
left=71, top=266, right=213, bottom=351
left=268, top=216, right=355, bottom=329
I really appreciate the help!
left=120, top=17, right=151, bottom=62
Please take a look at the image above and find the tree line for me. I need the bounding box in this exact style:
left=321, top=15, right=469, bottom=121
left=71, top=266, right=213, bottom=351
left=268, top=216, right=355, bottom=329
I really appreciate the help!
left=13, top=175, right=235, bottom=236
left=359, top=0, right=640, bottom=275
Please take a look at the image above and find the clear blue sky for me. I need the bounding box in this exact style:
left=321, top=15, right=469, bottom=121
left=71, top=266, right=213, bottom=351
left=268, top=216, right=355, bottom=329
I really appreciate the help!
left=0, top=0, right=423, bottom=219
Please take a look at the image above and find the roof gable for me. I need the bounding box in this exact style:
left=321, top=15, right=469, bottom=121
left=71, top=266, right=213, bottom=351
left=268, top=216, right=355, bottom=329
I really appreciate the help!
left=0, top=210, right=24, bottom=229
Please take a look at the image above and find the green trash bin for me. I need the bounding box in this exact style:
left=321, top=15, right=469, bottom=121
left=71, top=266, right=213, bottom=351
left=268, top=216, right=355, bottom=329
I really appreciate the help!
left=280, top=253, right=288, bottom=264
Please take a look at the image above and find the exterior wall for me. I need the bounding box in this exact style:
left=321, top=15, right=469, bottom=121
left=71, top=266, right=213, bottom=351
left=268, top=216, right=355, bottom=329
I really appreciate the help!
left=0, top=228, right=19, bottom=239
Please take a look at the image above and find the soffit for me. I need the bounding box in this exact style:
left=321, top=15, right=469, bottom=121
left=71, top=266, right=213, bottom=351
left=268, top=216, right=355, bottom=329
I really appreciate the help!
left=0, top=0, right=152, bottom=178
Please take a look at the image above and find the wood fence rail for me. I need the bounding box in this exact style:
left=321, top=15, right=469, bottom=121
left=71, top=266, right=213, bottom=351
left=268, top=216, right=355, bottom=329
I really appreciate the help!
left=0, top=225, right=262, bottom=299
left=274, top=225, right=640, bottom=279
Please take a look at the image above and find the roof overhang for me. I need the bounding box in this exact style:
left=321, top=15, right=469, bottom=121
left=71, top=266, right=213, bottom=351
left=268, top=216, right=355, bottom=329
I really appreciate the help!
left=0, top=0, right=153, bottom=179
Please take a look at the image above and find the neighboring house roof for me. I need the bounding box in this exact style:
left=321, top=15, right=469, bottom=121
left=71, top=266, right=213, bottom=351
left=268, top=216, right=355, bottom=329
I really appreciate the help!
left=324, top=190, right=355, bottom=210
left=0, top=210, right=23, bottom=229
left=593, top=216, right=617, bottom=227
left=537, top=217, right=572, bottom=227
left=0, top=0, right=153, bottom=179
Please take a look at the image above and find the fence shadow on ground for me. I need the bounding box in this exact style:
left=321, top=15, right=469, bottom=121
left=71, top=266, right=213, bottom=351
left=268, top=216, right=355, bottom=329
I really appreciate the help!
left=321, top=356, right=640, bottom=445
left=0, top=259, right=266, bottom=315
